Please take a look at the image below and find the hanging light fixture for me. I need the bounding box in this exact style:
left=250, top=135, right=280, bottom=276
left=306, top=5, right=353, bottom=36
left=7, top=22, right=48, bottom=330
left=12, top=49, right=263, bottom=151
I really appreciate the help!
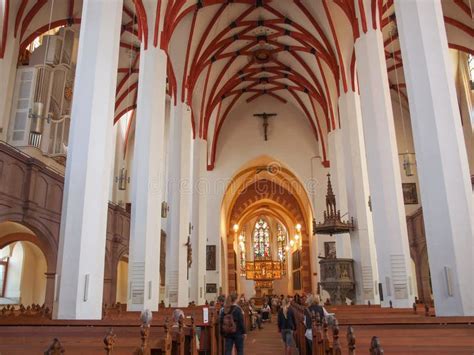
left=388, top=19, right=416, bottom=177
left=402, top=153, right=415, bottom=176
left=115, top=166, right=129, bottom=190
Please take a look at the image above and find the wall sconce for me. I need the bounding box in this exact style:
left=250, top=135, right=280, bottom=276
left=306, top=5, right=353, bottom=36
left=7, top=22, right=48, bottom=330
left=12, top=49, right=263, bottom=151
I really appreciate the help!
left=161, top=201, right=169, bottom=218
left=294, top=234, right=300, bottom=241
left=401, top=153, right=416, bottom=177
left=295, top=223, right=301, bottom=232
left=28, top=102, right=52, bottom=148
left=115, top=167, right=129, bottom=190
left=289, top=240, right=295, bottom=247
left=233, top=224, right=239, bottom=233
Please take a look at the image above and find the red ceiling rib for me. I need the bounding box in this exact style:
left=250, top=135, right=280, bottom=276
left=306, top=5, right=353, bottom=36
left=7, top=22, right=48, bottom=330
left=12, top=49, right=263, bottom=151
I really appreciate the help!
left=153, top=0, right=162, bottom=47
left=20, top=0, right=48, bottom=41
left=323, top=0, right=348, bottom=94
left=19, top=18, right=81, bottom=53
left=15, top=0, right=29, bottom=38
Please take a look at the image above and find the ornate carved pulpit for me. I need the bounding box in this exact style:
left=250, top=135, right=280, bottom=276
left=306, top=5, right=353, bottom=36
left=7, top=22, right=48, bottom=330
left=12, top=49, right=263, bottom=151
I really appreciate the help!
left=319, top=258, right=355, bottom=304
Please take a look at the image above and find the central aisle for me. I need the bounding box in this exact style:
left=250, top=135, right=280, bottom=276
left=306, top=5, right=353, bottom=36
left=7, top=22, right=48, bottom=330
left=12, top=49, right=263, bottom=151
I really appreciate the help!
left=244, top=320, right=290, bottom=354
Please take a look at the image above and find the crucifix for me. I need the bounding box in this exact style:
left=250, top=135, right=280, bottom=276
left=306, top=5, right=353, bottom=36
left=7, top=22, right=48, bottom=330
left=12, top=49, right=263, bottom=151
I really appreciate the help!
left=253, top=112, right=277, bottom=141
left=185, top=223, right=193, bottom=279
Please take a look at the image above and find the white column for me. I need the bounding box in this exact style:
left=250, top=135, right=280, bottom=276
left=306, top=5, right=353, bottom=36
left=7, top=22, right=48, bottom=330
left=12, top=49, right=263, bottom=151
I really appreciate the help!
left=338, top=92, right=380, bottom=305
left=127, top=45, right=167, bottom=311
left=54, top=0, right=123, bottom=319
left=190, top=138, right=207, bottom=305
left=0, top=3, right=19, bottom=141
left=355, top=28, right=414, bottom=308
left=166, top=102, right=192, bottom=307
left=327, top=131, right=352, bottom=259
left=395, top=0, right=474, bottom=316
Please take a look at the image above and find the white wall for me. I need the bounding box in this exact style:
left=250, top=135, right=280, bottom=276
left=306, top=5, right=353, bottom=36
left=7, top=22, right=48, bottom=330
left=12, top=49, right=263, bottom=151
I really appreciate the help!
left=204, top=96, right=327, bottom=298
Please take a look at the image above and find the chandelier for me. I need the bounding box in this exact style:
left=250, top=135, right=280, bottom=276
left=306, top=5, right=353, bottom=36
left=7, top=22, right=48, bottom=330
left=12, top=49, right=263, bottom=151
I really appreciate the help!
left=313, top=174, right=354, bottom=236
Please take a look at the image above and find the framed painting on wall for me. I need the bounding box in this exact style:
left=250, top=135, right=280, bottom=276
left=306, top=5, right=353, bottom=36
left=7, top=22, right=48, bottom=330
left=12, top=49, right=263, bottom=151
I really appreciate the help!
left=292, top=250, right=301, bottom=271
left=324, top=242, right=336, bottom=259
left=402, top=183, right=418, bottom=205
left=293, top=270, right=302, bottom=290
left=206, top=283, right=217, bottom=294
left=206, top=245, right=216, bottom=270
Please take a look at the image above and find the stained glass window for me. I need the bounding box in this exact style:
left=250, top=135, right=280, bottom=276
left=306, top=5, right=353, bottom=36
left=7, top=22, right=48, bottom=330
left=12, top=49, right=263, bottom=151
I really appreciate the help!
left=277, top=223, right=287, bottom=263
left=253, top=218, right=270, bottom=259
left=239, top=230, right=246, bottom=276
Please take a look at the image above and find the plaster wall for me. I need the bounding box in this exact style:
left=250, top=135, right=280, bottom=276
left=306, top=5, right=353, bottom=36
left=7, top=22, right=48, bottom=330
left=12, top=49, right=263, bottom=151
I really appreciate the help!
left=204, top=96, right=327, bottom=299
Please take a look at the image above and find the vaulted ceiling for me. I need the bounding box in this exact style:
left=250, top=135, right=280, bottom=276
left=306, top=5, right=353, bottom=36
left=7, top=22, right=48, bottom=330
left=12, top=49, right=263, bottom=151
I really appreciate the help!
left=2, top=0, right=473, bottom=169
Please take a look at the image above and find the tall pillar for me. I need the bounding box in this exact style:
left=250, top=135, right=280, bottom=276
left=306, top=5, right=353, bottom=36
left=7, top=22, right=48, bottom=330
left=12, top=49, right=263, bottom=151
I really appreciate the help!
left=166, top=102, right=192, bottom=307
left=0, top=1, right=20, bottom=141
left=127, top=44, right=167, bottom=311
left=54, top=0, right=123, bottom=319
left=190, top=138, right=207, bottom=305
left=395, top=0, right=474, bottom=316
left=354, top=1, right=414, bottom=307
left=327, top=131, right=352, bottom=259
left=338, top=92, right=380, bottom=305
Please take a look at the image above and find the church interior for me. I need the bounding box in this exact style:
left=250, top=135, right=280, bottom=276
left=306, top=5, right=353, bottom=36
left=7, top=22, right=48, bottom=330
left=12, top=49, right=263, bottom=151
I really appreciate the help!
left=0, top=0, right=473, bottom=353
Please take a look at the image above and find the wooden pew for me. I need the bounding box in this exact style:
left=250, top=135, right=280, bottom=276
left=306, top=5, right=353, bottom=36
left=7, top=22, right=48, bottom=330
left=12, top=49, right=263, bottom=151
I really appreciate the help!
left=290, top=303, right=308, bottom=355
left=290, top=302, right=387, bottom=355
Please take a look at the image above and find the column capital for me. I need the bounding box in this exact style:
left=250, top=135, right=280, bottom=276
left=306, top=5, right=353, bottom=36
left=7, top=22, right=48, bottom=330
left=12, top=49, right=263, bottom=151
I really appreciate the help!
left=354, top=0, right=385, bottom=36
left=135, top=0, right=167, bottom=50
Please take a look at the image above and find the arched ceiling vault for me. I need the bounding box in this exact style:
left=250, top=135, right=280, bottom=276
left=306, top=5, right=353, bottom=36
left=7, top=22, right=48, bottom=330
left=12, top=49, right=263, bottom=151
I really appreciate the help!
left=2, top=0, right=473, bottom=169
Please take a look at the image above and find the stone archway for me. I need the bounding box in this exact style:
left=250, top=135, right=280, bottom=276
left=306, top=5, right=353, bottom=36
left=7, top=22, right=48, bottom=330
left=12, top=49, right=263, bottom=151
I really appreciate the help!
left=221, top=158, right=314, bottom=296
left=0, top=222, right=53, bottom=307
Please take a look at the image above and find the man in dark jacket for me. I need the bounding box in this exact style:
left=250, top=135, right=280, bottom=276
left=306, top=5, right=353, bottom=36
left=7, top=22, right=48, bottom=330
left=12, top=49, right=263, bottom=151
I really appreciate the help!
left=220, top=293, right=246, bottom=355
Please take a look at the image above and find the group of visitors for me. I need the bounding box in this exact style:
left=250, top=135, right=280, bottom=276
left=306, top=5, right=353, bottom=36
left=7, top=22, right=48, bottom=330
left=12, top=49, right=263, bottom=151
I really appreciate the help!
left=218, top=292, right=331, bottom=355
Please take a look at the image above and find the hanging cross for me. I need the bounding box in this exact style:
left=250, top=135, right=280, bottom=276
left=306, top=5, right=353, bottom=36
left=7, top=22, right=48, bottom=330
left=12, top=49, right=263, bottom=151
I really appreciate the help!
left=253, top=112, right=277, bottom=141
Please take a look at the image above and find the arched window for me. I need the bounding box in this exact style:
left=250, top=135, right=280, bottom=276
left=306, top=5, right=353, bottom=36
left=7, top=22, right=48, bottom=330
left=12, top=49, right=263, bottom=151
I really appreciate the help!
left=239, top=230, right=246, bottom=276
left=253, top=218, right=270, bottom=259
left=276, top=223, right=287, bottom=264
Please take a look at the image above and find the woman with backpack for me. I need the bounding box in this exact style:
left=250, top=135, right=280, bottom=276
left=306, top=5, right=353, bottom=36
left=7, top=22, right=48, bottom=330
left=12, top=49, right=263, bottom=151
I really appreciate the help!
left=277, top=298, right=296, bottom=355
left=220, top=293, right=246, bottom=355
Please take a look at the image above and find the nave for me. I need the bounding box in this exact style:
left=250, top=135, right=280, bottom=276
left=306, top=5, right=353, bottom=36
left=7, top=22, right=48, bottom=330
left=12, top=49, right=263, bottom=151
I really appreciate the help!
left=0, top=1, right=473, bottom=353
